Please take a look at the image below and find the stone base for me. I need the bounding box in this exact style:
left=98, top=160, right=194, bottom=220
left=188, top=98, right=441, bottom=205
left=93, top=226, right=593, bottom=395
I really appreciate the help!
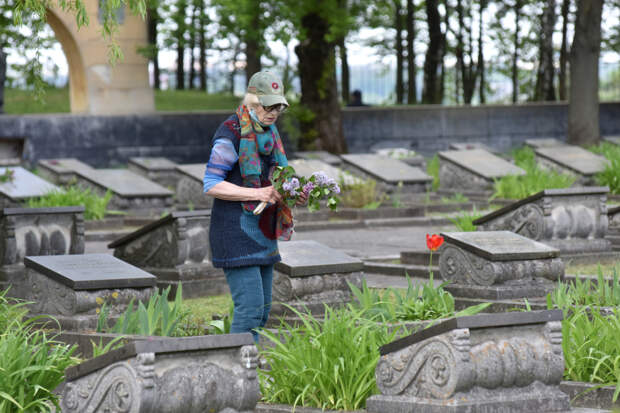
left=446, top=278, right=556, bottom=300
left=561, top=250, right=620, bottom=266
left=367, top=385, right=570, bottom=413
left=546, top=238, right=612, bottom=255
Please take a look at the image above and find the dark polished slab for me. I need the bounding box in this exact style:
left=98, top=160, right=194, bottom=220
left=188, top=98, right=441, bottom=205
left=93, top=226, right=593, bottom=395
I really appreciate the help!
left=275, top=240, right=363, bottom=277
left=380, top=309, right=562, bottom=355
left=1, top=206, right=85, bottom=216
left=441, top=231, right=560, bottom=261
left=24, top=254, right=157, bottom=290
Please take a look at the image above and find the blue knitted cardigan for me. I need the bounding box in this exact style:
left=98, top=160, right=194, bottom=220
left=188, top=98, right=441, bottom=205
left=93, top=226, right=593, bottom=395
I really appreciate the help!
left=208, top=114, right=282, bottom=268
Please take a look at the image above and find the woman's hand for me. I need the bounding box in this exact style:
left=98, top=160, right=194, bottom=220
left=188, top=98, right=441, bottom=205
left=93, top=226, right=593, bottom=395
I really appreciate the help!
left=295, top=191, right=308, bottom=206
left=255, top=186, right=283, bottom=204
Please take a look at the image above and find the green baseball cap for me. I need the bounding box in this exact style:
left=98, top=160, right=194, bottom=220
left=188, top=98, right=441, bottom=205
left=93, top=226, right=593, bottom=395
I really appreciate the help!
left=247, top=70, right=289, bottom=108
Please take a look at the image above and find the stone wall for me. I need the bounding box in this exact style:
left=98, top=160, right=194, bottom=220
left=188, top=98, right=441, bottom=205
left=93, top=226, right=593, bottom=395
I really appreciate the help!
left=2, top=102, right=620, bottom=167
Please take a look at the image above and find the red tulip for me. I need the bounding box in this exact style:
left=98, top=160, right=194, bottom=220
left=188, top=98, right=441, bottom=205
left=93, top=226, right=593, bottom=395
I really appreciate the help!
left=426, top=234, right=444, bottom=252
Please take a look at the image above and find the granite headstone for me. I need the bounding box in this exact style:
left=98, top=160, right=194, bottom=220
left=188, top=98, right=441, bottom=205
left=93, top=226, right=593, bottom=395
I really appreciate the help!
left=0, top=166, right=59, bottom=207
left=535, top=145, right=608, bottom=184
left=524, top=138, right=565, bottom=148
left=37, top=158, right=94, bottom=185
left=128, top=157, right=179, bottom=188
left=294, top=150, right=342, bottom=165
left=175, top=163, right=213, bottom=209
left=289, top=159, right=362, bottom=187
left=438, top=149, right=525, bottom=192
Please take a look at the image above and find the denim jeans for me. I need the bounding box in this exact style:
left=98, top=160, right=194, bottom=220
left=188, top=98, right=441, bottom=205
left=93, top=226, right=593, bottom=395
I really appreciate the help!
left=224, top=264, right=273, bottom=342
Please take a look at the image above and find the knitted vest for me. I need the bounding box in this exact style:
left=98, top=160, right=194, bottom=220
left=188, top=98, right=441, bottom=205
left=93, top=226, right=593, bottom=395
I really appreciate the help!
left=208, top=114, right=281, bottom=268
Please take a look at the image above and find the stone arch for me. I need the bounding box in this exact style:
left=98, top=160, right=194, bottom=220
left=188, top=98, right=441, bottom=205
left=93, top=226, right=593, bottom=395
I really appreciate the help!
left=44, top=3, right=154, bottom=114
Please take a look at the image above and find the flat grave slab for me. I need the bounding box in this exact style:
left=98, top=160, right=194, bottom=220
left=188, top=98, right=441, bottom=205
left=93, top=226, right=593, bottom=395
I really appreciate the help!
left=289, top=159, right=361, bottom=186
left=270, top=240, right=363, bottom=320
left=0, top=166, right=59, bottom=202
left=37, top=158, right=94, bottom=185
left=535, top=145, right=608, bottom=176
left=76, top=168, right=173, bottom=197
left=24, top=253, right=156, bottom=290
left=129, top=157, right=178, bottom=172
left=294, top=150, right=341, bottom=165
left=439, top=149, right=524, bottom=180
left=524, top=138, right=565, bottom=148
left=438, top=149, right=525, bottom=192
left=442, top=231, right=559, bottom=261
left=438, top=231, right=562, bottom=300
left=276, top=240, right=363, bottom=277
left=474, top=187, right=611, bottom=254
left=340, top=153, right=431, bottom=185
left=175, top=163, right=212, bottom=208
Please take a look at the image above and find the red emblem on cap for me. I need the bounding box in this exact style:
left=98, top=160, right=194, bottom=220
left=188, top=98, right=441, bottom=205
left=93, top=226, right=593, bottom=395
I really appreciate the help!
left=272, top=82, right=279, bottom=90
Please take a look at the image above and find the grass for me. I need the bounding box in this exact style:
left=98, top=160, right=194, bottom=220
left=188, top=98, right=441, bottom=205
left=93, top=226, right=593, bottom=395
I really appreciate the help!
left=338, top=177, right=387, bottom=209
left=177, top=293, right=233, bottom=335
left=25, top=185, right=112, bottom=221
left=590, top=142, right=620, bottom=194
left=447, top=207, right=482, bottom=231
left=3, top=87, right=242, bottom=113
left=427, top=154, right=440, bottom=191
left=565, top=262, right=620, bottom=276
left=491, top=147, right=575, bottom=199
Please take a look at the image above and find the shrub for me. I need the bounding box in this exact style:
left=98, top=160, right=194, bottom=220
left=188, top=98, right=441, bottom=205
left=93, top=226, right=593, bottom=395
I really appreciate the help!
left=427, top=154, right=440, bottom=191
left=548, top=268, right=620, bottom=310
left=338, top=176, right=386, bottom=209
left=590, top=142, right=620, bottom=194
left=259, top=305, right=402, bottom=410
left=96, top=286, right=187, bottom=337
left=0, top=290, right=78, bottom=412
left=448, top=207, right=482, bottom=231
left=492, top=147, right=575, bottom=199
left=26, top=185, right=112, bottom=220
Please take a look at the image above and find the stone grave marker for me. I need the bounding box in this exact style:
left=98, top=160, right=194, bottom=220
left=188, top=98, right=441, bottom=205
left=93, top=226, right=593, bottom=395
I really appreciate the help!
left=73, top=168, right=173, bottom=210
left=438, top=149, right=525, bottom=192
left=128, top=156, right=179, bottom=188
left=0, top=166, right=59, bottom=208
left=374, top=147, right=427, bottom=168
left=60, top=334, right=261, bottom=413
left=474, top=187, right=611, bottom=254
left=37, top=158, right=94, bottom=185
left=438, top=231, right=563, bottom=300
left=109, top=210, right=225, bottom=298
left=0, top=206, right=85, bottom=294
left=175, top=163, right=213, bottom=209
left=23, top=253, right=156, bottom=331
left=524, top=137, right=565, bottom=148
left=294, top=150, right=342, bottom=165
left=534, top=145, right=608, bottom=185
left=289, top=158, right=362, bottom=187
left=270, top=240, right=363, bottom=318
left=367, top=309, right=569, bottom=413
left=340, top=153, right=432, bottom=192
left=0, top=137, right=25, bottom=166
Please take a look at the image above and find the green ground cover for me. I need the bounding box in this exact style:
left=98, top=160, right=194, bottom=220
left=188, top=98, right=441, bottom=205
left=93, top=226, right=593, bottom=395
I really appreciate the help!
left=3, top=87, right=241, bottom=113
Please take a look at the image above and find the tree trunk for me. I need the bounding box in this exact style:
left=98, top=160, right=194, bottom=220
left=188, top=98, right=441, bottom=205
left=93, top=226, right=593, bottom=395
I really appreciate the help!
left=245, top=9, right=262, bottom=83
left=478, top=0, right=486, bottom=104
left=147, top=6, right=160, bottom=90
left=395, top=0, right=405, bottom=104
left=567, top=0, right=603, bottom=146
left=175, top=0, right=187, bottom=90
left=199, top=0, right=207, bottom=92
left=406, top=0, right=417, bottom=104
left=422, top=0, right=443, bottom=103
left=535, top=0, right=557, bottom=101
left=439, top=0, right=449, bottom=102
left=0, top=49, right=5, bottom=114
left=512, top=0, right=522, bottom=103
left=295, top=12, right=347, bottom=153
left=455, top=0, right=477, bottom=104
left=188, top=3, right=197, bottom=90
left=339, top=37, right=350, bottom=104
left=559, top=0, right=570, bottom=100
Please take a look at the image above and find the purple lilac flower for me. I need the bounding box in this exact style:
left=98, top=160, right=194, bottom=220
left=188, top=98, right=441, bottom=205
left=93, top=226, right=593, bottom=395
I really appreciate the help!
left=330, top=182, right=341, bottom=194
left=312, top=171, right=330, bottom=186
left=302, top=181, right=315, bottom=195
left=282, top=177, right=300, bottom=197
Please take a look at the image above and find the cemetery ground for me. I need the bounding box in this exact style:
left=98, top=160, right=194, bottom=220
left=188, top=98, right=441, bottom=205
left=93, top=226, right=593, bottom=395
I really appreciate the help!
left=6, top=142, right=620, bottom=412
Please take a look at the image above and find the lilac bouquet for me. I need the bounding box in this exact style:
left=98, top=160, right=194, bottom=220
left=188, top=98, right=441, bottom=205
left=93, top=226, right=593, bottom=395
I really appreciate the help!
left=254, top=166, right=340, bottom=214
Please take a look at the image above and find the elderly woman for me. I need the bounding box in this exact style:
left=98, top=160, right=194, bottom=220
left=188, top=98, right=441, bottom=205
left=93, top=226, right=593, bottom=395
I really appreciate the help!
left=203, top=70, right=301, bottom=342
